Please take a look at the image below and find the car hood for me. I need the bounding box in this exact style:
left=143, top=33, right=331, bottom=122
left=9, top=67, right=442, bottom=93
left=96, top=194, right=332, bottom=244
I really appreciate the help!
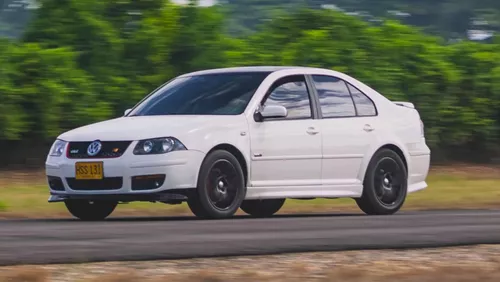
left=58, top=115, right=247, bottom=143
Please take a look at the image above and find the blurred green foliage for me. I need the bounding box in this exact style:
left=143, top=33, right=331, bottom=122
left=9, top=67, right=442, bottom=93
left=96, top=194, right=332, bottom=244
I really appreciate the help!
left=221, top=0, right=500, bottom=39
left=0, top=0, right=499, bottom=165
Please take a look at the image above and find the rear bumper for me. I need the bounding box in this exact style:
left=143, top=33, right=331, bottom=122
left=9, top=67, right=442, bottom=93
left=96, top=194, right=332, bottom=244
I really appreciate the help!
left=407, top=141, right=431, bottom=193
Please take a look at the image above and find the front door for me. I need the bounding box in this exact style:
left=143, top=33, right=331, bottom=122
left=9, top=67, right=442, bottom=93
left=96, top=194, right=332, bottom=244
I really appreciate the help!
left=248, top=75, right=322, bottom=190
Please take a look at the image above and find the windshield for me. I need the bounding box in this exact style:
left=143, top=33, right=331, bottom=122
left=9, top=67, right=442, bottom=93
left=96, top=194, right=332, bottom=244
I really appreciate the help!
left=128, top=72, right=271, bottom=116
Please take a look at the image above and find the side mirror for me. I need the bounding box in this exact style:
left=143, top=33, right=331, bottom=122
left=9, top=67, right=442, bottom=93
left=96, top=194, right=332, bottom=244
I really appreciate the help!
left=124, top=108, right=132, bottom=116
left=254, top=105, right=287, bottom=122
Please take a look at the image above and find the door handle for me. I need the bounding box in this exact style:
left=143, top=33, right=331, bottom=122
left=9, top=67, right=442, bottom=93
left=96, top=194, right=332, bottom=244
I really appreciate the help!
left=306, top=127, right=319, bottom=135
left=363, top=124, right=374, bottom=132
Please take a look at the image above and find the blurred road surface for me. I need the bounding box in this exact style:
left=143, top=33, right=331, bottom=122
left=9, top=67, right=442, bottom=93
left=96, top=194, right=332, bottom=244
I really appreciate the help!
left=0, top=210, right=499, bottom=266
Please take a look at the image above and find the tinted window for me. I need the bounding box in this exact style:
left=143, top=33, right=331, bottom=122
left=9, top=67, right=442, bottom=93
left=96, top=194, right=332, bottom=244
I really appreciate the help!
left=264, top=75, right=312, bottom=119
left=347, top=83, right=377, bottom=116
left=128, top=72, right=270, bottom=116
left=312, top=75, right=356, bottom=118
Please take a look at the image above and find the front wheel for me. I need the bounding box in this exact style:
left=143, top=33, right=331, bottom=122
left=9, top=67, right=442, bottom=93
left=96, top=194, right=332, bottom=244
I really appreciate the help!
left=64, top=200, right=117, bottom=221
left=240, top=199, right=285, bottom=217
left=356, top=149, right=408, bottom=215
left=188, top=150, right=246, bottom=219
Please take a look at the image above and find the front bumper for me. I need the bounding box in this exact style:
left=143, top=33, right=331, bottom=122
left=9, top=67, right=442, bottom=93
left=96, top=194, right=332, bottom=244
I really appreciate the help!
left=45, top=149, right=205, bottom=199
left=48, top=191, right=190, bottom=203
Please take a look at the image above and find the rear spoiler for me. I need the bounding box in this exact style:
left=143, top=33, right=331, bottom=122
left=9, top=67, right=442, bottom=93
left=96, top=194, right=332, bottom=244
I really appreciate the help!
left=393, top=101, right=415, bottom=109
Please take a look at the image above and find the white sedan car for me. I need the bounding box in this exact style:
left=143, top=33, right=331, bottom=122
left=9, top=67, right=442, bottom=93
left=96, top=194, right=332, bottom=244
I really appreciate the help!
left=46, top=66, right=430, bottom=220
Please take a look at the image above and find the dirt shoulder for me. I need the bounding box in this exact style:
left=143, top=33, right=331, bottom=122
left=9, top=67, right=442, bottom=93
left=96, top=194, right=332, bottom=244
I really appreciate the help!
left=0, top=164, right=500, bottom=219
left=1, top=245, right=500, bottom=281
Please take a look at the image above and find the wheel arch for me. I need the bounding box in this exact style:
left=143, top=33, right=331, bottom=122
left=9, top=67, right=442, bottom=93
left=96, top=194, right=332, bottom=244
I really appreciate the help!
left=205, top=143, right=249, bottom=186
left=379, top=144, right=408, bottom=172
left=358, top=143, right=409, bottom=184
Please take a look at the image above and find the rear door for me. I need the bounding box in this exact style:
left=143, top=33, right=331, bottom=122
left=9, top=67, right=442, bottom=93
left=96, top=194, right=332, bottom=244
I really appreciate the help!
left=309, top=74, right=378, bottom=185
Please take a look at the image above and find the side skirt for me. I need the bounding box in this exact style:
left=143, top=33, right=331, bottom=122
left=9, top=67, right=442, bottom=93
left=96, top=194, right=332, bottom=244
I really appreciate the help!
left=244, top=184, right=363, bottom=200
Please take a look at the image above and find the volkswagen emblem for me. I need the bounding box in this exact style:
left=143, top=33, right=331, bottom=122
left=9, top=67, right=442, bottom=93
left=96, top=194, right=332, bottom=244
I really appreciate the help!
left=87, top=140, right=102, bottom=156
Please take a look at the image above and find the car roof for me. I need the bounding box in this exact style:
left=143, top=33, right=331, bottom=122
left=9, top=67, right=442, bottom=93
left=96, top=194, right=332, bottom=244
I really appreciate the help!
left=178, top=66, right=315, bottom=77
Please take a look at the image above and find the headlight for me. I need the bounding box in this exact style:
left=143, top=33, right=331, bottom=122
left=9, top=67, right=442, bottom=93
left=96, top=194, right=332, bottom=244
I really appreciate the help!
left=49, top=139, right=67, bottom=157
left=133, top=137, right=186, bottom=155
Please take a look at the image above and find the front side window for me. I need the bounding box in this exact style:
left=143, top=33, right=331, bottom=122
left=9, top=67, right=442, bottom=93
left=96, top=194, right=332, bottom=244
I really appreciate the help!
left=312, top=75, right=356, bottom=118
left=263, top=75, right=312, bottom=119
left=128, top=72, right=271, bottom=116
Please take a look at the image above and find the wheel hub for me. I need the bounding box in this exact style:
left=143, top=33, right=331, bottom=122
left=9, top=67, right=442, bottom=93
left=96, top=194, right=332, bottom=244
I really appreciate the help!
left=382, top=173, right=393, bottom=190
left=214, top=177, right=228, bottom=200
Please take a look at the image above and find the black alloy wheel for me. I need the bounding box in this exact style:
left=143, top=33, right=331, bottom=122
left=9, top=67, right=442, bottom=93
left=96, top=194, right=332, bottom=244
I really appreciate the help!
left=187, top=150, right=246, bottom=219
left=373, top=157, right=405, bottom=207
left=206, top=159, right=240, bottom=211
left=355, top=148, right=407, bottom=215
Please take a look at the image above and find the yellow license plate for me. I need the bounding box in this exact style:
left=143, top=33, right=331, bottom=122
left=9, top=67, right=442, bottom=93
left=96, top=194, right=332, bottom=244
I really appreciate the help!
left=75, top=162, right=104, bottom=180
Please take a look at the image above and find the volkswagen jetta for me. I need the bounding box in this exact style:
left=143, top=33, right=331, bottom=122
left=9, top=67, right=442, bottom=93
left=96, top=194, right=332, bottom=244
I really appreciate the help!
left=46, top=66, right=430, bottom=220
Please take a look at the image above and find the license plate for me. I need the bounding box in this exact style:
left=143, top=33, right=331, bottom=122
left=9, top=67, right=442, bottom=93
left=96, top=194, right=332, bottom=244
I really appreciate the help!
left=75, top=162, right=103, bottom=180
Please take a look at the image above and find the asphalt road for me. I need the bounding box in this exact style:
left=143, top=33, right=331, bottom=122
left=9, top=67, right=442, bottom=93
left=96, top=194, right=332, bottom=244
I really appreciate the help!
left=0, top=210, right=500, bottom=266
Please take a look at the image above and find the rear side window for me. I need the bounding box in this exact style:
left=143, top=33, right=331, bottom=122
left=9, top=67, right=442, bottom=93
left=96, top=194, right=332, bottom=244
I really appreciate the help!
left=311, top=75, right=356, bottom=118
left=347, top=83, right=377, bottom=116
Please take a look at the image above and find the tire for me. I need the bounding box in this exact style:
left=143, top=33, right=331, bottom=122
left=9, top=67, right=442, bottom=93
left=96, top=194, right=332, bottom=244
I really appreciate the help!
left=355, top=148, right=408, bottom=215
left=240, top=199, right=285, bottom=217
left=188, top=150, right=246, bottom=219
left=186, top=197, right=208, bottom=218
left=64, top=200, right=117, bottom=221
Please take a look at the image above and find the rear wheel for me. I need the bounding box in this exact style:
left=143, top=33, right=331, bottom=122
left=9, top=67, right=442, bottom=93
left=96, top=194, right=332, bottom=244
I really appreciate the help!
left=188, top=150, right=246, bottom=219
left=64, top=200, right=117, bottom=221
left=356, top=148, right=407, bottom=215
left=240, top=199, right=285, bottom=217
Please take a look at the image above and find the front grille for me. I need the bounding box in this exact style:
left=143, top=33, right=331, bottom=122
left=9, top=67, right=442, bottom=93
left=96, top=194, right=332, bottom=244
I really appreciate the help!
left=67, top=141, right=132, bottom=159
left=66, top=177, right=123, bottom=190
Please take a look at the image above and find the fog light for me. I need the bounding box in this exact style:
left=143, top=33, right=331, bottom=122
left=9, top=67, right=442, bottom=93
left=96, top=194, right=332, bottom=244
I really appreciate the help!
left=132, top=174, right=166, bottom=191
left=47, top=176, right=64, bottom=191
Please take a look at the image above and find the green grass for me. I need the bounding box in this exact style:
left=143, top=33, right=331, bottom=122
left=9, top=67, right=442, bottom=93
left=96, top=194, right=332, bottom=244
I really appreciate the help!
left=0, top=166, right=499, bottom=218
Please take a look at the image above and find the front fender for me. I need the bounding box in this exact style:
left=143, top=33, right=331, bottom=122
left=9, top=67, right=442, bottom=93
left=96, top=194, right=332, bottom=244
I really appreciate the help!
left=186, top=123, right=251, bottom=187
